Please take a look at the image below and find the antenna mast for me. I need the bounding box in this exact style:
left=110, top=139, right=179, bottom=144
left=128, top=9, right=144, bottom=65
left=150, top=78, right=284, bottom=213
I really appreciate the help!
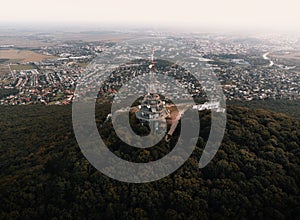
left=148, top=48, right=157, bottom=94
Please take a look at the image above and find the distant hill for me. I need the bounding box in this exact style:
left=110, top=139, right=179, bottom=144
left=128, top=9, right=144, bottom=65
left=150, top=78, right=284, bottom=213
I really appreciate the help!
left=0, top=103, right=299, bottom=219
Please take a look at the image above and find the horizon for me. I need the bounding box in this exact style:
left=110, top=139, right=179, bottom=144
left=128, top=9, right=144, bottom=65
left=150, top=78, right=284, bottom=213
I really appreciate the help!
left=0, top=22, right=299, bottom=37
left=0, top=0, right=300, bottom=35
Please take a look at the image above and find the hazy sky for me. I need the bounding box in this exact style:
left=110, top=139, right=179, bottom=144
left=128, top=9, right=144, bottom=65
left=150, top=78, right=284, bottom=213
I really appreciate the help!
left=1, top=0, right=299, bottom=32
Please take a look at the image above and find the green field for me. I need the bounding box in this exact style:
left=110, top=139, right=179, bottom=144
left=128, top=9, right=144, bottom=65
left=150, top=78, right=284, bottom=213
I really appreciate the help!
left=10, top=64, right=35, bottom=71
left=0, top=58, right=9, bottom=64
left=0, top=64, right=10, bottom=78
left=76, top=62, right=89, bottom=68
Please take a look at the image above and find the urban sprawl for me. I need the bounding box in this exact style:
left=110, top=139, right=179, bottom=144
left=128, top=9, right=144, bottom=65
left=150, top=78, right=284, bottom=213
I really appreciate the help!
left=0, top=34, right=299, bottom=105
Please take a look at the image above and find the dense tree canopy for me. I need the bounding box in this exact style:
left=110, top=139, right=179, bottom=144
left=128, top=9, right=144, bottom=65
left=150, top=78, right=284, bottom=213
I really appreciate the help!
left=0, top=102, right=299, bottom=219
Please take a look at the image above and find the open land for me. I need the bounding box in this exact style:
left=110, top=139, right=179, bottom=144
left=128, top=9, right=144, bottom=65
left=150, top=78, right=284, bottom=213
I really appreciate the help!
left=0, top=49, right=56, bottom=63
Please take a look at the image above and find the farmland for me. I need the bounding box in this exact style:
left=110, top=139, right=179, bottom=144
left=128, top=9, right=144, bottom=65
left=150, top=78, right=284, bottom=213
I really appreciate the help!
left=0, top=49, right=56, bottom=63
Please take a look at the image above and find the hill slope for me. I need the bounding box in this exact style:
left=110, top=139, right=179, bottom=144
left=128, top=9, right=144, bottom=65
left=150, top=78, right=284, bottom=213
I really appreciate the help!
left=0, top=104, right=300, bottom=219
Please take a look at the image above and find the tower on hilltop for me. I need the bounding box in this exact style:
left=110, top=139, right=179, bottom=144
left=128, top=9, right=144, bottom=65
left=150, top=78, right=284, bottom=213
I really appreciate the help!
left=135, top=49, right=169, bottom=134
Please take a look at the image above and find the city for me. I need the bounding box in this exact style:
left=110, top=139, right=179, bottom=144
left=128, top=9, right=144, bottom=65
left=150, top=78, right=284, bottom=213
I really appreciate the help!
left=0, top=33, right=299, bottom=105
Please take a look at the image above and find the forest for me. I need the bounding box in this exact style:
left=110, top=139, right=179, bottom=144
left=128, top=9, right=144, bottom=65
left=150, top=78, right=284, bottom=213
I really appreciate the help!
left=0, top=101, right=300, bottom=219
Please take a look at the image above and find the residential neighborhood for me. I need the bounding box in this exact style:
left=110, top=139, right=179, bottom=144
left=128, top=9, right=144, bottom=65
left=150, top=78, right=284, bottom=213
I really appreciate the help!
left=0, top=34, right=299, bottom=105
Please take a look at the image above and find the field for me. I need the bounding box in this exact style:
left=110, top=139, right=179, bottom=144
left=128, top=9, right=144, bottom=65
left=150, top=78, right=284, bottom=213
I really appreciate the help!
left=0, top=49, right=56, bottom=63
left=0, top=35, right=54, bottom=48
left=0, top=63, right=13, bottom=84
left=51, top=31, right=136, bottom=42
left=271, top=50, right=300, bottom=61
left=0, top=58, right=9, bottom=64
left=270, top=50, right=300, bottom=71
left=76, top=62, right=89, bottom=68
left=10, top=64, right=35, bottom=71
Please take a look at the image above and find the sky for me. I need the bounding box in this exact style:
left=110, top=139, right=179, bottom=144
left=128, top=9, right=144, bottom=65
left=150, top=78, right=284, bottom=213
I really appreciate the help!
left=1, top=0, right=300, bottom=32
